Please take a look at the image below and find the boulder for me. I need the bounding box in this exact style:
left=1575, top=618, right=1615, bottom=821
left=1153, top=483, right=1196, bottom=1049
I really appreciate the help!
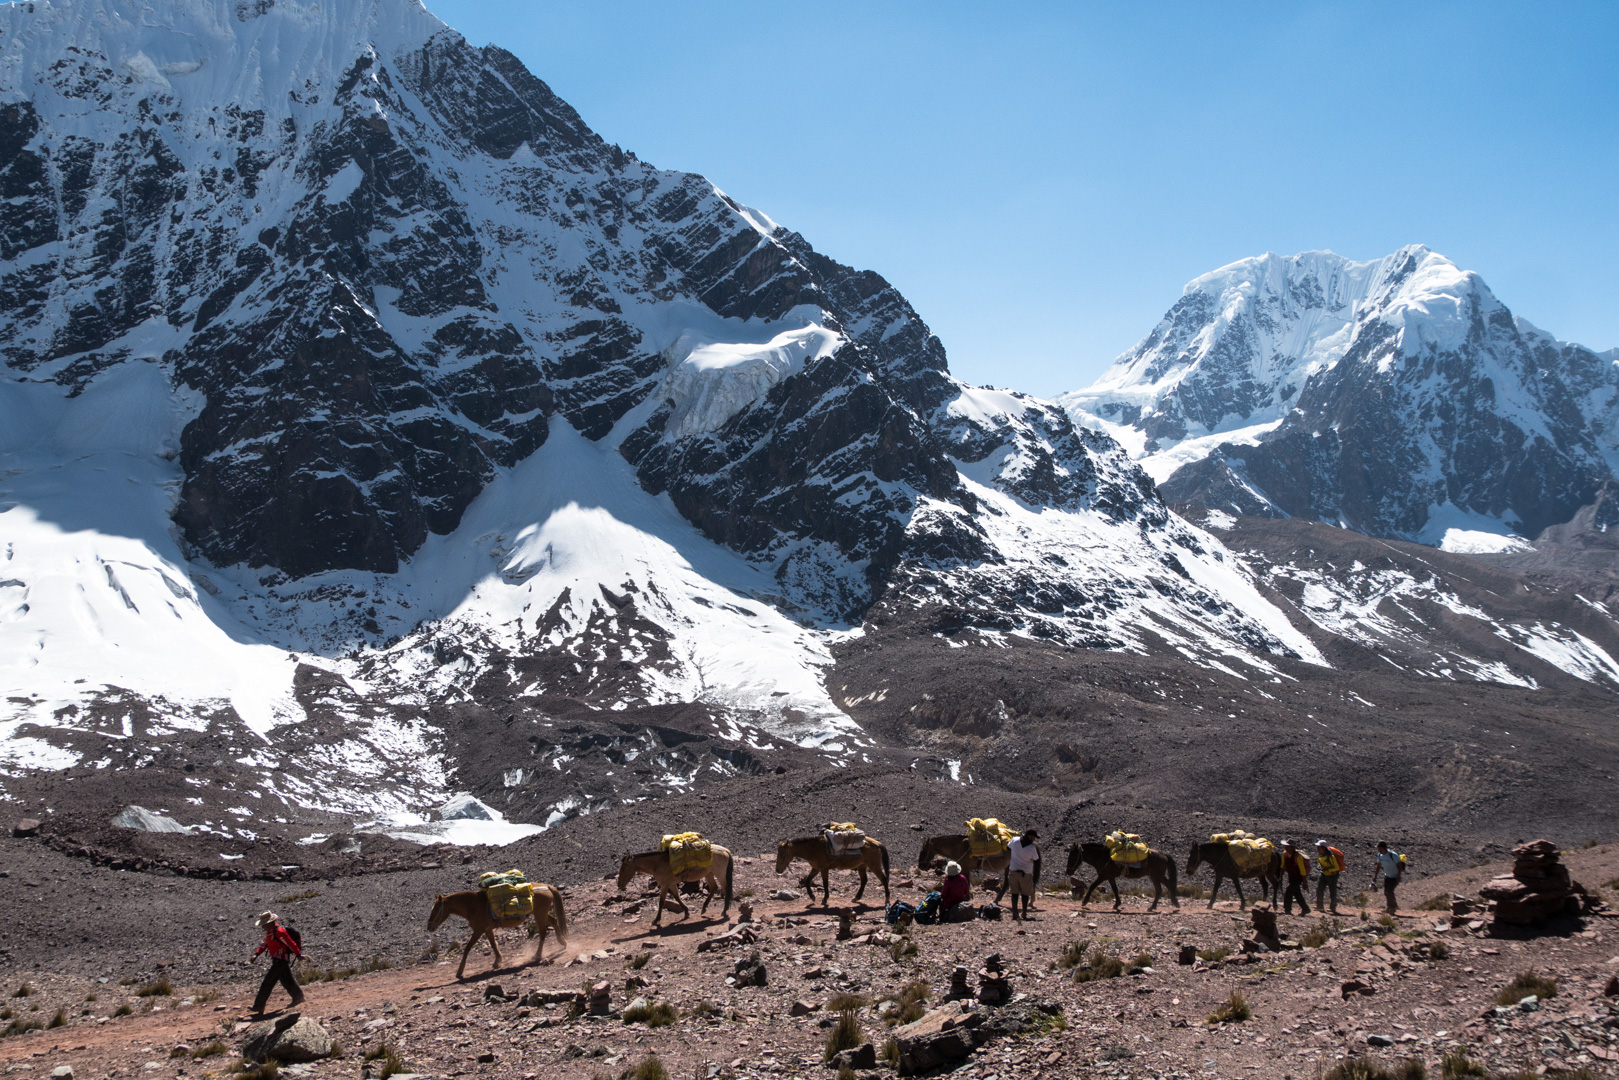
left=891, top=998, right=1064, bottom=1075
left=731, top=951, right=767, bottom=987
left=828, top=1043, right=877, bottom=1071
left=790, top=1000, right=818, bottom=1017
left=241, top=1014, right=333, bottom=1063
left=111, top=806, right=192, bottom=835
left=892, top=1002, right=984, bottom=1074
left=12, top=819, right=40, bottom=838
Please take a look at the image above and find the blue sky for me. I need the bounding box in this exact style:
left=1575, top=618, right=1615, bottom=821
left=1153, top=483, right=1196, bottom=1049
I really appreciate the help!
left=426, top=1, right=1618, bottom=396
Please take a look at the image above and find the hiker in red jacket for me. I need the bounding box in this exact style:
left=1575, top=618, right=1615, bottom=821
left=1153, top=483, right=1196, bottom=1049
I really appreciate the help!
left=251, top=911, right=305, bottom=1015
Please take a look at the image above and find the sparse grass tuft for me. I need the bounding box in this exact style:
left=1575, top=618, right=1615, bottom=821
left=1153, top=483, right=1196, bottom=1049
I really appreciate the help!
left=274, top=890, right=320, bottom=903
left=0, top=1008, right=11, bottom=1020
left=624, top=1056, right=667, bottom=1080
left=1376, top=914, right=1397, bottom=929
left=1176, top=883, right=1207, bottom=899
left=880, top=1039, right=899, bottom=1067
left=1416, top=893, right=1451, bottom=911
left=627, top=951, right=651, bottom=970
left=1196, top=946, right=1231, bottom=963
left=46, top=1009, right=65, bottom=1029
left=229, top=1061, right=279, bottom=1080
left=824, top=991, right=867, bottom=1012
left=135, top=977, right=173, bottom=997
left=889, top=980, right=929, bottom=1026
left=1, top=1018, right=45, bottom=1039
left=193, top=1042, right=229, bottom=1059
left=1130, top=951, right=1155, bottom=969
left=1072, top=950, right=1125, bottom=983
left=1321, top=1059, right=1427, bottom=1080
left=1301, top=920, right=1336, bottom=948
left=622, top=1000, right=677, bottom=1028
left=823, top=1010, right=863, bottom=1063
left=888, top=937, right=917, bottom=962
left=297, top=955, right=392, bottom=984
left=1206, top=990, right=1251, bottom=1025
left=112, top=1003, right=133, bottom=1017
left=1051, top=939, right=1091, bottom=971
left=690, top=999, right=718, bottom=1017
left=364, top=1043, right=406, bottom=1080
left=11, top=985, right=31, bottom=998
left=1494, top=971, right=1557, bottom=1006
left=1353, top=890, right=1370, bottom=909
left=1426, top=939, right=1450, bottom=961
left=1440, top=1050, right=1488, bottom=1080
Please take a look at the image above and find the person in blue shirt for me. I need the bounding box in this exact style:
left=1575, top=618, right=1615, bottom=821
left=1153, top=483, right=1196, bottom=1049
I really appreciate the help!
left=1370, top=841, right=1404, bottom=914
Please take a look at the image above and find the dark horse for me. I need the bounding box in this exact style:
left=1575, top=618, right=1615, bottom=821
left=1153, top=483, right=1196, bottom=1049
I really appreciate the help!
left=1064, top=843, right=1180, bottom=911
left=1186, top=841, right=1281, bottom=908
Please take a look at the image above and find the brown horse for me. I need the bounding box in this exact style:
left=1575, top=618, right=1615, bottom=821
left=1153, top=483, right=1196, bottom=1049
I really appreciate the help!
left=1064, top=842, right=1180, bottom=911
left=616, top=845, right=734, bottom=927
left=916, top=834, right=1016, bottom=900
left=426, top=885, right=568, bottom=979
left=1186, top=841, right=1282, bottom=908
left=775, top=836, right=891, bottom=905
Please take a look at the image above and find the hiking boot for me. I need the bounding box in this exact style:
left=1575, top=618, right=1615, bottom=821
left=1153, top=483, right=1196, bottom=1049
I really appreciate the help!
left=288, top=995, right=306, bottom=1008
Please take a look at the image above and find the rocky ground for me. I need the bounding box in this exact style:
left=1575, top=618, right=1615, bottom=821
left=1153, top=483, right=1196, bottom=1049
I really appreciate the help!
left=1, top=830, right=1616, bottom=1080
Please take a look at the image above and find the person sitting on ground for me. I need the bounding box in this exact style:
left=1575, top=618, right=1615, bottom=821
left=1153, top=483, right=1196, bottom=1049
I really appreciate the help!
left=940, top=860, right=974, bottom=922
left=1370, top=841, right=1404, bottom=915
left=251, top=910, right=304, bottom=1015
left=1006, top=828, right=1041, bottom=922
left=1280, top=839, right=1311, bottom=916
left=1314, top=839, right=1345, bottom=915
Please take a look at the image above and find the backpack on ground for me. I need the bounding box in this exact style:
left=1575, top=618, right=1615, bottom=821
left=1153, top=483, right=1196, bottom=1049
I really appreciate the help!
left=978, top=904, right=1003, bottom=921
left=885, top=901, right=915, bottom=925
left=914, top=891, right=942, bottom=925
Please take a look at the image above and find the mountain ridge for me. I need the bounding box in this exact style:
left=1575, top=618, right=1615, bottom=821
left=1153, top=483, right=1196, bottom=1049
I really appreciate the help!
left=1060, top=245, right=1619, bottom=550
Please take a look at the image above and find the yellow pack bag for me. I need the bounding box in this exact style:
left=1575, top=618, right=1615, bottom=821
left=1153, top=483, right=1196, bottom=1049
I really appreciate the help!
left=1105, top=830, right=1149, bottom=864
left=485, top=881, right=533, bottom=920
left=1227, top=837, right=1275, bottom=872
left=661, top=832, right=713, bottom=876
left=966, top=817, right=1015, bottom=858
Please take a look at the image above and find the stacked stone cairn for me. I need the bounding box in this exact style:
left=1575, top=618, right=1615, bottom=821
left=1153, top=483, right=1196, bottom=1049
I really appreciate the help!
left=977, top=953, right=1012, bottom=1005
left=1478, top=840, right=1590, bottom=926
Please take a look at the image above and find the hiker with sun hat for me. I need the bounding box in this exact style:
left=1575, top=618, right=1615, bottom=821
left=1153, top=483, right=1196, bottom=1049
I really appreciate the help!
left=251, top=910, right=305, bottom=1015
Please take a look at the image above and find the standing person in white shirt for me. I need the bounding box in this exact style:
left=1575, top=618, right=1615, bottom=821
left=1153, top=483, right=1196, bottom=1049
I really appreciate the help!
left=1369, top=841, right=1404, bottom=914
left=1006, top=829, right=1042, bottom=922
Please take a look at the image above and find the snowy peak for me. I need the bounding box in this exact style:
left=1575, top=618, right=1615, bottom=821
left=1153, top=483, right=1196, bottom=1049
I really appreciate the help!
left=1062, top=246, right=1619, bottom=548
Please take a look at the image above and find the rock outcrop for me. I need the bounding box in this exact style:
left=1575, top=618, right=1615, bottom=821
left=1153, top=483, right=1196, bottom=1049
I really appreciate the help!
left=241, top=1014, right=333, bottom=1064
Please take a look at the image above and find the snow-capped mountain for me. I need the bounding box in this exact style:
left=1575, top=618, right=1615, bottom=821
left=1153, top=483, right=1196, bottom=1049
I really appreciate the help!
left=1061, top=247, right=1619, bottom=550
left=0, top=0, right=1345, bottom=834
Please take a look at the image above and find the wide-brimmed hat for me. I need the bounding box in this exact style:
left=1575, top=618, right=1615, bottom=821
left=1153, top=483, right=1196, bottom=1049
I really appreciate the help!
left=945, top=861, right=962, bottom=876
left=1282, top=839, right=1296, bottom=848
left=255, top=911, right=278, bottom=929
left=1315, top=840, right=1328, bottom=848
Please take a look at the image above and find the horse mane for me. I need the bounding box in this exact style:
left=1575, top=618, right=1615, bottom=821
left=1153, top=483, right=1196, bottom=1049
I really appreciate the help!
left=631, top=850, right=662, bottom=860
left=789, top=836, right=822, bottom=845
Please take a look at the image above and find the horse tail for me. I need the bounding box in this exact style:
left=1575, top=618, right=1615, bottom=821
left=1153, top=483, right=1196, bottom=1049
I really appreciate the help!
left=916, top=838, right=930, bottom=871
left=724, top=850, right=734, bottom=905
left=1167, top=850, right=1179, bottom=895
left=548, top=885, right=569, bottom=945
left=880, top=841, right=890, bottom=880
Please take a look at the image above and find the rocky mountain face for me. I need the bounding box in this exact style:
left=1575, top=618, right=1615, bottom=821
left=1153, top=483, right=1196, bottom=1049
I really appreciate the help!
left=1061, top=247, right=1619, bottom=549
left=0, top=0, right=1338, bottom=835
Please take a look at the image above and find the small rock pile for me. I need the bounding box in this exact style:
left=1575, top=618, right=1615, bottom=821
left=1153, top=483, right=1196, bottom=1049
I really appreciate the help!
left=977, top=953, right=1011, bottom=1005
left=1478, top=840, right=1590, bottom=926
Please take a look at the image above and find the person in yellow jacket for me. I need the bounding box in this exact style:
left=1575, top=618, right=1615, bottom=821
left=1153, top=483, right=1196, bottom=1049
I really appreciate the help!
left=1314, top=840, right=1345, bottom=914
left=1280, top=840, right=1311, bottom=915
